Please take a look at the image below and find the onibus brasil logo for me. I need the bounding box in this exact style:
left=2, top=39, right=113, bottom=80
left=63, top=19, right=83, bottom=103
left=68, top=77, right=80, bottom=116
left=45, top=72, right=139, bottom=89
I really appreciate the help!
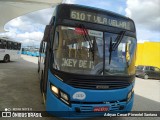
left=1, top=108, right=42, bottom=118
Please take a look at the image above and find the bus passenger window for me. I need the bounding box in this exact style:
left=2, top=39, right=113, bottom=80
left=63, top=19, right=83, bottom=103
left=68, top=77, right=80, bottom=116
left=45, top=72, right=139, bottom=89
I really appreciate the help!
left=7, top=42, right=10, bottom=49
left=0, top=40, right=2, bottom=48
left=3, top=41, right=7, bottom=49
left=18, top=43, right=21, bottom=50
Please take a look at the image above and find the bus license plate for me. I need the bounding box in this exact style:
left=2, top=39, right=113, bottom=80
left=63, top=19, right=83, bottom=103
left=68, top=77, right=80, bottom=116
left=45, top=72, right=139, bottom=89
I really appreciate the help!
left=93, top=106, right=109, bottom=112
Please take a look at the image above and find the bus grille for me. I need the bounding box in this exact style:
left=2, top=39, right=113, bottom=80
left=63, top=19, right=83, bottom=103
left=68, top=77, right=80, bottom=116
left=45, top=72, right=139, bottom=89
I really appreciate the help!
left=64, top=78, right=132, bottom=90
left=52, top=69, right=134, bottom=90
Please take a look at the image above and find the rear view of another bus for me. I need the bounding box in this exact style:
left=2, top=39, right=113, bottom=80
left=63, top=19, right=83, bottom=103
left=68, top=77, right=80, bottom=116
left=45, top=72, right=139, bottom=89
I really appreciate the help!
left=0, top=37, right=21, bottom=62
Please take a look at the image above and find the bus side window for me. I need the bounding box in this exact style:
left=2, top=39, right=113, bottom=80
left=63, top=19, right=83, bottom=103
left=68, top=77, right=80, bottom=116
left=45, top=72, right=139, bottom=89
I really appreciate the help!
left=11, top=42, right=14, bottom=50
left=10, top=42, right=12, bottom=49
left=11, top=42, right=13, bottom=50
left=12, top=42, right=15, bottom=50
left=2, top=40, right=6, bottom=49
left=18, top=43, right=21, bottom=50
left=11, top=42, right=13, bottom=49
left=13, top=42, right=15, bottom=50
left=6, top=41, right=8, bottom=49
left=0, top=39, right=5, bottom=49
left=0, top=39, right=2, bottom=48
left=16, top=43, right=19, bottom=50
left=6, top=42, right=10, bottom=49
left=7, top=41, right=10, bottom=49
left=14, top=43, right=17, bottom=50
left=3, top=41, right=7, bottom=49
left=17, top=43, right=19, bottom=50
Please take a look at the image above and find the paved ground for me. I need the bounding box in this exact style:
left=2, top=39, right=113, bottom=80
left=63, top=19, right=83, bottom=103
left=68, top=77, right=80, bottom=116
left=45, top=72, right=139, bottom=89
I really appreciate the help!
left=0, top=55, right=160, bottom=120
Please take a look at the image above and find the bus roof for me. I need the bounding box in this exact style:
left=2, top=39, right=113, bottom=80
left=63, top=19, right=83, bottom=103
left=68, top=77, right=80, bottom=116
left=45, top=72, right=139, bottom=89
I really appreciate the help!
left=0, top=37, right=21, bottom=43
left=55, top=4, right=135, bottom=31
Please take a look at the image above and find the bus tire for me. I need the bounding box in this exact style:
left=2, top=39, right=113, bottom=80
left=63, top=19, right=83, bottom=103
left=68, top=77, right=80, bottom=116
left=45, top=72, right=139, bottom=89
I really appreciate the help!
left=3, top=55, right=10, bottom=63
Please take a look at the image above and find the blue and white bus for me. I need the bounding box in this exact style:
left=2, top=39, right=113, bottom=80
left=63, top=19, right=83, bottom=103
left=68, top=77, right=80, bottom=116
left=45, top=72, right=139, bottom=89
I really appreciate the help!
left=22, top=47, right=40, bottom=57
left=22, top=47, right=29, bottom=55
left=38, top=4, right=137, bottom=118
left=0, top=37, right=21, bottom=62
left=31, top=48, right=40, bottom=57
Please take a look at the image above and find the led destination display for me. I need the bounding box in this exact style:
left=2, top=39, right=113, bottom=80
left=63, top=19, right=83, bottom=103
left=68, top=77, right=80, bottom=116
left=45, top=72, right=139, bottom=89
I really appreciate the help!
left=70, top=10, right=133, bottom=31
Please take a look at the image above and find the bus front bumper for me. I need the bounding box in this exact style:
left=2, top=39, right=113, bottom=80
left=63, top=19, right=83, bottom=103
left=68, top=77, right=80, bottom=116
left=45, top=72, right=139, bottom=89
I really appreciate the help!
left=46, top=88, right=134, bottom=118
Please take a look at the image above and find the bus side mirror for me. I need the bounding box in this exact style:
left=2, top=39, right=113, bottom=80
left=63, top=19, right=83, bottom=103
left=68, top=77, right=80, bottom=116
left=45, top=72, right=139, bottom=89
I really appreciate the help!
left=43, top=25, right=51, bottom=42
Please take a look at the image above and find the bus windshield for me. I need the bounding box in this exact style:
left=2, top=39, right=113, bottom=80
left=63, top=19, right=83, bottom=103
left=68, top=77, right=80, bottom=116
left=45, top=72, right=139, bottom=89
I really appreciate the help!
left=104, top=33, right=136, bottom=75
left=53, top=26, right=136, bottom=75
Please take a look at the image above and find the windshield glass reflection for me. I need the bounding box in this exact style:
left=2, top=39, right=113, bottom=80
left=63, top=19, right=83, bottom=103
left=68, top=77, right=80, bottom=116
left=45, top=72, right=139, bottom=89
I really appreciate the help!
left=53, top=26, right=136, bottom=76
left=104, top=33, right=136, bottom=75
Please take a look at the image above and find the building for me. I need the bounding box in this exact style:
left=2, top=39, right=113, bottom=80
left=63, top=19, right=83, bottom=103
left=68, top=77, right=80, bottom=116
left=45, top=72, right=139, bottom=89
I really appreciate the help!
left=136, top=42, right=160, bottom=68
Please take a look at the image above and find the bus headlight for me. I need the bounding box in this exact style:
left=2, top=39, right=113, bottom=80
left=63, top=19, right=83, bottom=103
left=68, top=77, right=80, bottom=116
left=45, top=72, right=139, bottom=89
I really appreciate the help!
left=127, top=88, right=134, bottom=102
left=51, top=85, right=59, bottom=96
left=60, top=91, right=69, bottom=101
left=50, top=83, right=70, bottom=105
left=60, top=91, right=70, bottom=105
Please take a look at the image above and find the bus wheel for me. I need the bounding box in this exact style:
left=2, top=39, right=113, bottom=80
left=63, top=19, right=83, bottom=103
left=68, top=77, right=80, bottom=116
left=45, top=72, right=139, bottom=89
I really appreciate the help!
left=3, top=55, right=10, bottom=63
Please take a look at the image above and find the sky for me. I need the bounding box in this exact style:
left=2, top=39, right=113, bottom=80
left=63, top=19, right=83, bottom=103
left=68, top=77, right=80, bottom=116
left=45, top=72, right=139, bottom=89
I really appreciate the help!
left=0, top=0, right=160, bottom=47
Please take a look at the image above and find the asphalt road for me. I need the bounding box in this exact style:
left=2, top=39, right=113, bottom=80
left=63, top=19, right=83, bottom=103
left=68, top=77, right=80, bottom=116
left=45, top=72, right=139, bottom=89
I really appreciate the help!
left=0, top=55, right=160, bottom=120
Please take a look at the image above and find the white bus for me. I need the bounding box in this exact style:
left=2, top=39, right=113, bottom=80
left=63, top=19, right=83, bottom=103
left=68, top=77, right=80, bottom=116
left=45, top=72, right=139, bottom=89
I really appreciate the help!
left=0, top=37, right=21, bottom=62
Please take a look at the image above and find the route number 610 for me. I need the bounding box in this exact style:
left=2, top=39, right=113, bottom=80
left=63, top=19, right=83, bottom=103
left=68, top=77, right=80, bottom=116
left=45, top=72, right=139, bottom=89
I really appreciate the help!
left=71, top=10, right=86, bottom=21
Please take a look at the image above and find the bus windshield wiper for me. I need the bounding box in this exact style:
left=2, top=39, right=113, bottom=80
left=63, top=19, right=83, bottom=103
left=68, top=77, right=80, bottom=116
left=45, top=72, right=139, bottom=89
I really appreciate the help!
left=109, top=31, right=126, bottom=64
left=78, top=24, right=95, bottom=61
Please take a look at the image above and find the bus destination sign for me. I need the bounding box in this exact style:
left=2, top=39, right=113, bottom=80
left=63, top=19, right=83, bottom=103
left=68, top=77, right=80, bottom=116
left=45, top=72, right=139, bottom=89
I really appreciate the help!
left=70, top=10, right=132, bottom=31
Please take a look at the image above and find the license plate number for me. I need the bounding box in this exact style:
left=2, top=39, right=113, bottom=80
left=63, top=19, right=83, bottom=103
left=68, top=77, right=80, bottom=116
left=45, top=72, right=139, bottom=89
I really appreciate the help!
left=93, top=106, right=109, bottom=112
